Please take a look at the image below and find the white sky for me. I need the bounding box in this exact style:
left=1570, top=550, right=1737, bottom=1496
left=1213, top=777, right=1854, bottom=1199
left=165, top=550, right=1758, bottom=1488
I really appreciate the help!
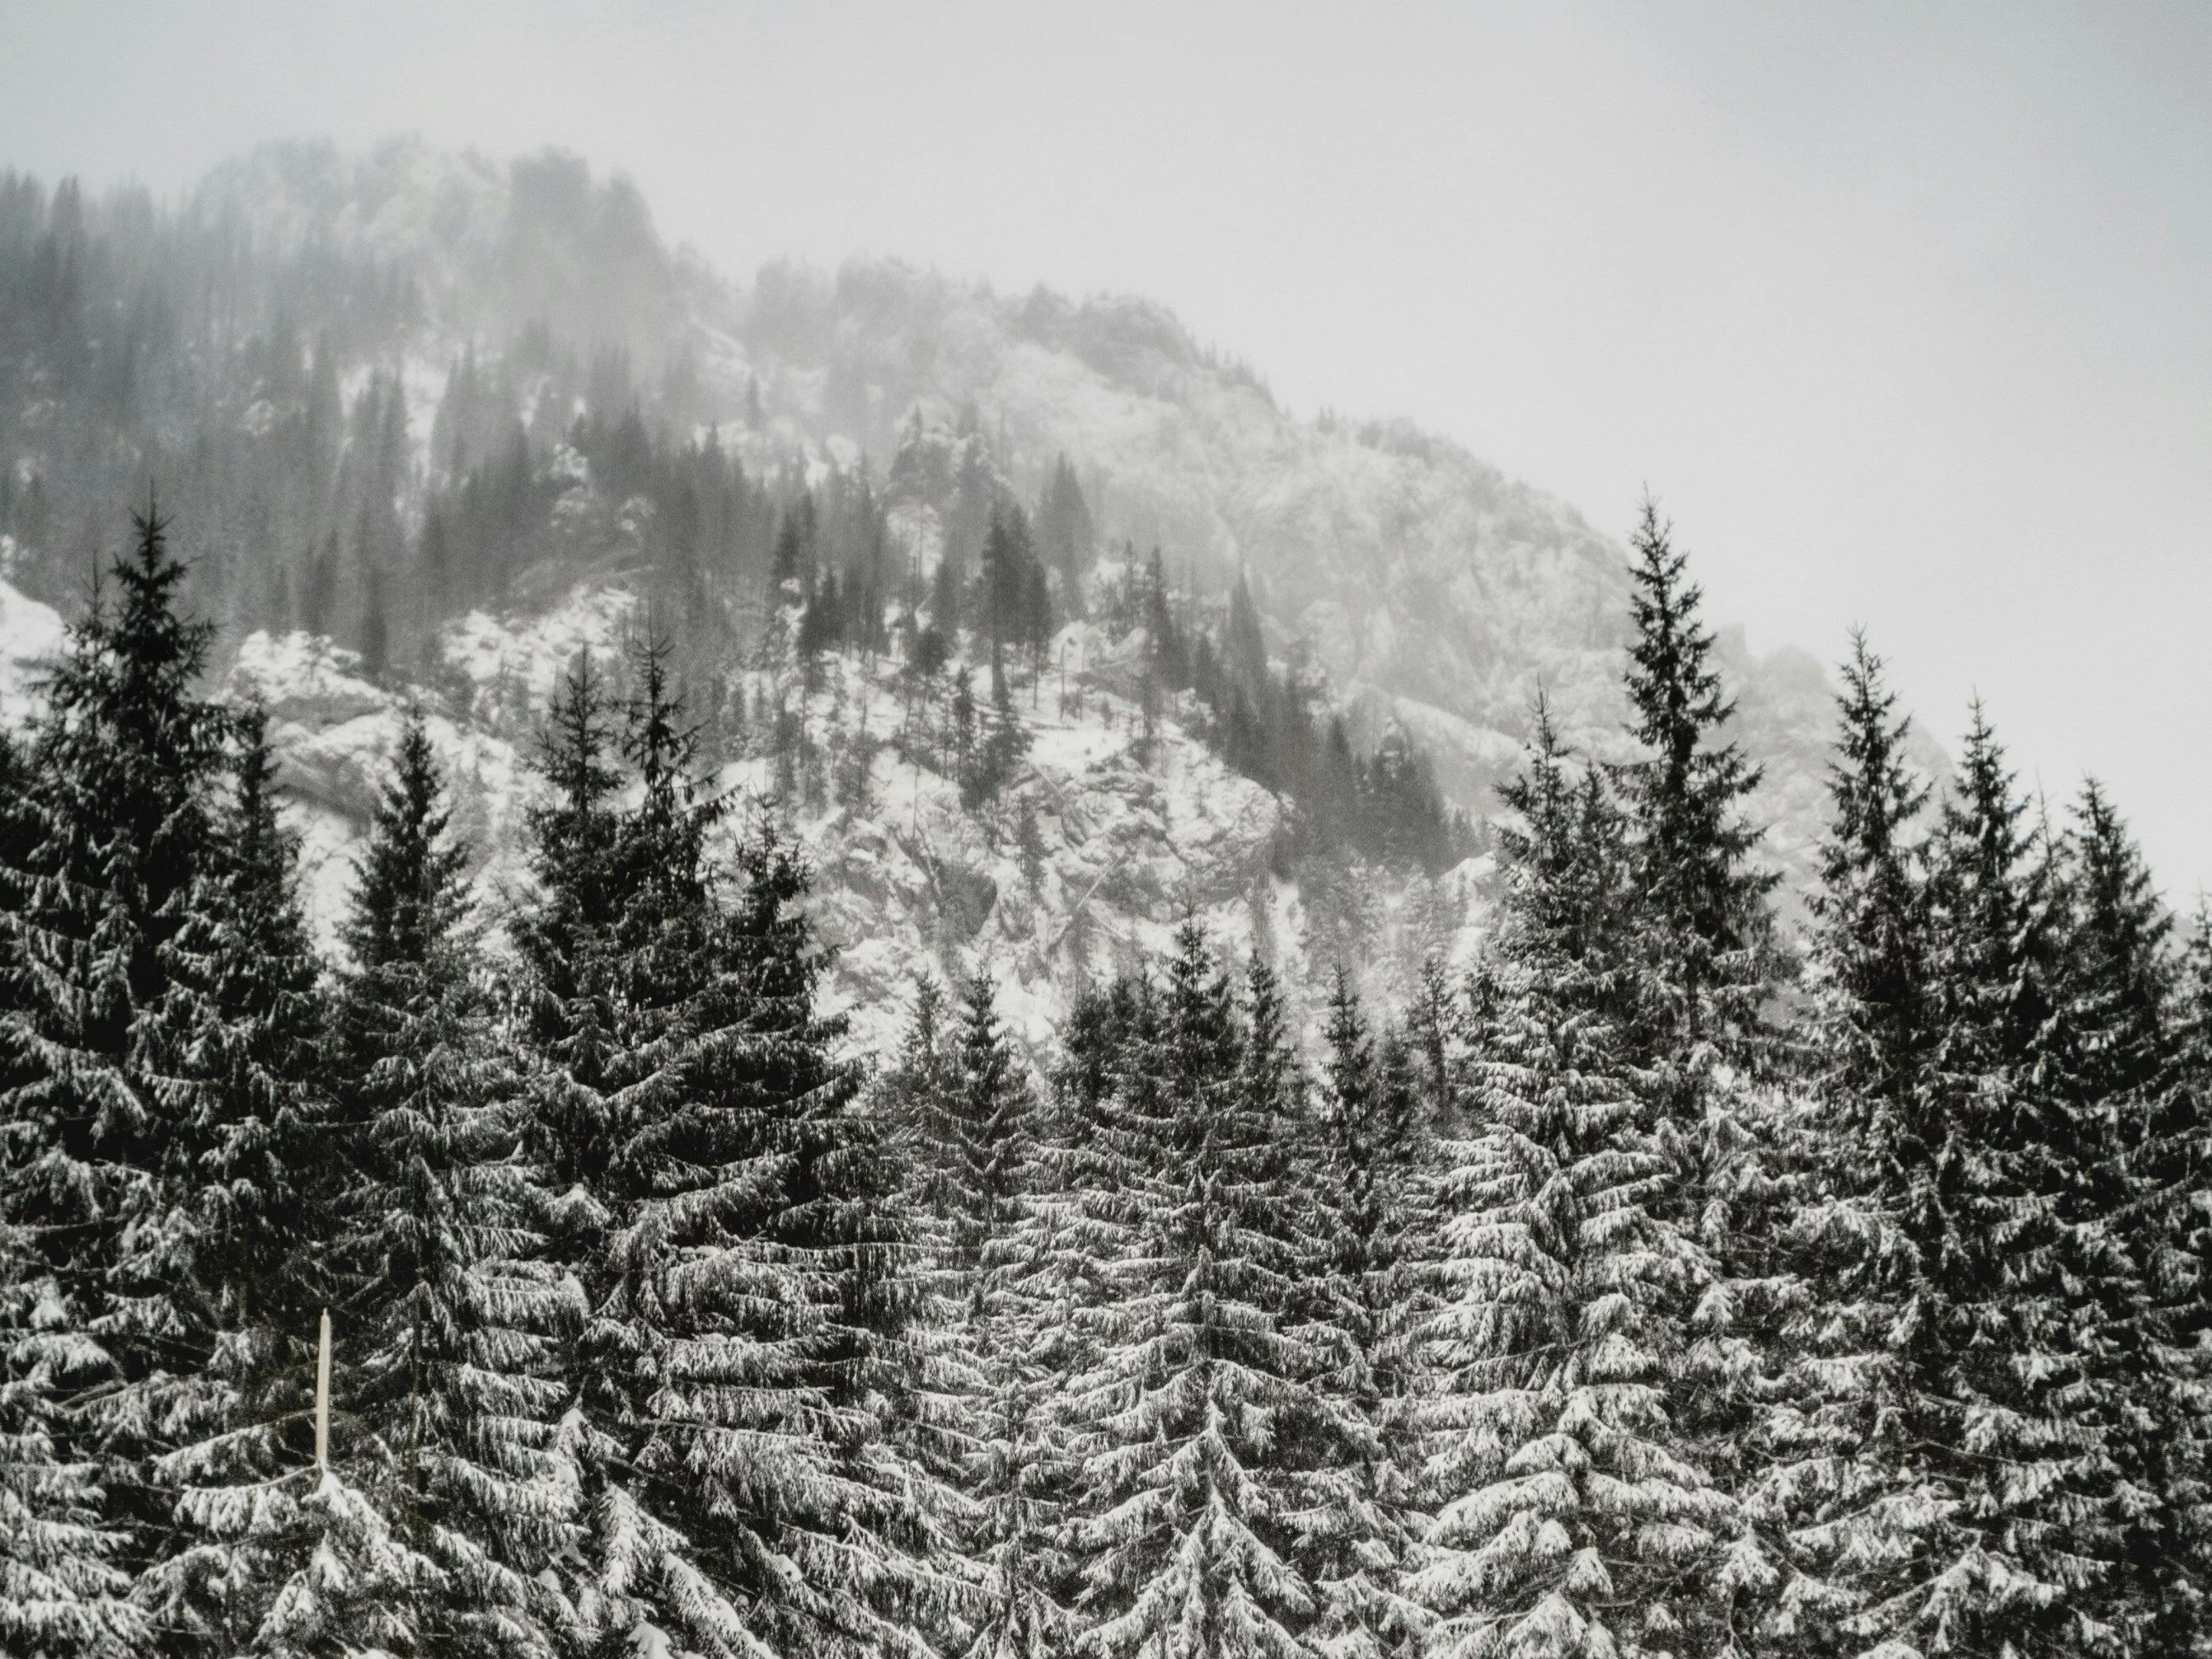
left=3, top=1, right=2208, bottom=892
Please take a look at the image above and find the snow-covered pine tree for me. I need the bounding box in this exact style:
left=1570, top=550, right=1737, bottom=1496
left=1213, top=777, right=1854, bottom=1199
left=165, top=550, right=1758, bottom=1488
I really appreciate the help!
left=1610, top=499, right=1782, bottom=1063
left=877, top=974, right=977, bottom=1511
left=0, top=1217, right=141, bottom=1658
left=1807, top=630, right=1935, bottom=1103
left=932, top=971, right=1076, bottom=1659
left=1064, top=921, right=1331, bottom=1659
left=2050, top=781, right=2208, bottom=1649
left=519, top=639, right=952, bottom=1659
left=1416, top=704, right=1732, bottom=1659
left=243, top=1461, right=444, bottom=1659
left=1405, top=957, right=1468, bottom=1143
left=1605, top=516, right=1799, bottom=1632
left=515, top=650, right=626, bottom=1280
left=511, top=645, right=741, bottom=1654
left=1043, top=966, right=1160, bottom=1628
left=0, top=507, right=288, bottom=1634
left=1301, top=971, right=1434, bottom=1659
left=1747, top=631, right=1943, bottom=1651
left=323, top=710, right=579, bottom=1658
left=916, top=972, right=1038, bottom=1288
left=141, top=704, right=338, bottom=1652
left=1850, top=702, right=2132, bottom=1655
left=637, top=803, right=951, bottom=1659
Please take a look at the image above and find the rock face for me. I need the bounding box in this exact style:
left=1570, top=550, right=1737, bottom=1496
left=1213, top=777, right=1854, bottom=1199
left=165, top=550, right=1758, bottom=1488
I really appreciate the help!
left=210, top=586, right=1487, bottom=1059
left=0, top=144, right=1889, bottom=1062
left=180, top=141, right=1859, bottom=873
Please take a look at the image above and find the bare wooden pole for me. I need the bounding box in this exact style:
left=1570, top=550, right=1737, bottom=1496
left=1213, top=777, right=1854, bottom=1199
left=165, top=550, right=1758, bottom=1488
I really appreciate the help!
left=315, top=1308, right=332, bottom=1472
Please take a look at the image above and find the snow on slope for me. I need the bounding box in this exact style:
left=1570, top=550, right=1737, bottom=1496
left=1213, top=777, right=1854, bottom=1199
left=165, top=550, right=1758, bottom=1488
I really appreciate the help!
left=186, top=142, right=1855, bottom=887
left=210, top=579, right=1486, bottom=1060
left=0, top=567, right=64, bottom=726
left=0, top=560, right=1479, bottom=1059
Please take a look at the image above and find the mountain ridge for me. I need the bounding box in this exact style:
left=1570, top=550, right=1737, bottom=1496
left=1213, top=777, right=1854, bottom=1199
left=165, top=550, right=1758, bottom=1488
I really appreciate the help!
left=0, top=137, right=1905, bottom=985
left=181, top=138, right=1859, bottom=833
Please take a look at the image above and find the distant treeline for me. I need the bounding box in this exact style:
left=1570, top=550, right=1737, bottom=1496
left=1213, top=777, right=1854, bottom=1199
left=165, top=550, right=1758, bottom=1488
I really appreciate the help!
left=0, top=172, right=1461, bottom=870
left=3, top=499, right=2207, bottom=1659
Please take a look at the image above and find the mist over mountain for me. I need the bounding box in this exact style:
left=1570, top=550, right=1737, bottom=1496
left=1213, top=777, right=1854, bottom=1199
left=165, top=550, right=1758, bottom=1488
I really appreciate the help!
left=10, top=127, right=2211, bottom=1659
left=0, top=137, right=1890, bottom=1040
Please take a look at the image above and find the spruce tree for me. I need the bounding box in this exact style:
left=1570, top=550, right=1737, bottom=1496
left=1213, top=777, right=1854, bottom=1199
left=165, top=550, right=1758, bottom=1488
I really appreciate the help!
left=1302, top=972, right=1434, bottom=1659
left=928, top=972, right=1075, bottom=1659
left=0, top=508, right=262, bottom=1628
left=1822, top=704, right=2132, bottom=1655
left=513, top=646, right=736, bottom=1653
left=1747, top=634, right=1942, bottom=1652
left=630, top=805, right=949, bottom=1659
left=518, top=641, right=950, bottom=1659
left=1806, top=630, right=1933, bottom=1103
left=1608, top=513, right=1798, bottom=1639
left=875, top=976, right=974, bottom=1519
left=1416, top=718, right=1731, bottom=1658
left=242, top=1464, right=442, bottom=1658
left=144, top=704, right=334, bottom=1653
left=1611, top=499, right=1779, bottom=1060
left=2050, top=781, right=2206, bottom=1649
left=2055, top=780, right=2176, bottom=1110
left=513, top=650, right=625, bottom=1283
left=0, top=1221, right=141, bottom=1658
left=326, top=712, right=579, bottom=1658
left=1064, top=923, right=1331, bottom=1659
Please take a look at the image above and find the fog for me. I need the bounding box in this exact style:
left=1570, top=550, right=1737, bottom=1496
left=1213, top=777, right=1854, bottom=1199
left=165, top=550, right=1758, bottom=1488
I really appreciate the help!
left=3, top=0, right=2208, bottom=886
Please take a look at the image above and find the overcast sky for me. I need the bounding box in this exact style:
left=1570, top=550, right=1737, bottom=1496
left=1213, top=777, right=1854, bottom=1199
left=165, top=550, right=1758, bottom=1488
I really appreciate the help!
left=3, top=1, right=2208, bottom=891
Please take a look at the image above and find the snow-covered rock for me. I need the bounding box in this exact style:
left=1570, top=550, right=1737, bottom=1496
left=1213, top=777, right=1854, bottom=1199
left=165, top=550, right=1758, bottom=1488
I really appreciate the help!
left=0, top=578, right=64, bottom=727
left=211, top=583, right=1487, bottom=1060
left=180, top=141, right=1856, bottom=893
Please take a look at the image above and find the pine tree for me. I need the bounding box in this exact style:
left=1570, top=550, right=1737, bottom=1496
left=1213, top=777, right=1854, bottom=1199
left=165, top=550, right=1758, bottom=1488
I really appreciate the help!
left=2050, top=781, right=2207, bottom=1650
left=875, top=974, right=975, bottom=1521
left=1405, top=957, right=1467, bottom=1142
left=1036, top=455, right=1095, bottom=592
left=1611, top=499, right=1779, bottom=1061
left=517, top=641, right=952, bottom=1659
left=325, top=712, right=579, bottom=1658
left=919, top=972, right=1041, bottom=1296
left=1302, top=972, right=1434, bottom=1659
left=0, top=1219, right=142, bottom=1658
left=514, top=651, right=626, bottom=1284
left=2055, top=780, right=2176, bottom=1110
left=980, top=673, right=1031, bottom=810
left=1819, top=703, right=2133, bottom=1655
left=511, top=647, right=725, bottom=1654
left=143, top=704, right=336, bottom=1653
left=244, top=1462, right=444, bottom=1659
left=1064, top=922, right=1331, bottom=1659
left=1607, top=512, right=1799, bottom=1641
left=630, top=805, right=950, bottom=1659
left=1745, top=634, right=1943, bottom=1652
left=0, top=507, right=263, bottom=1628
left=930, top=972, right=1075, bottom=1659
left=1806, top=630, right=1933, bottom=1103
left=1416, top=713, right=1731, bottom=1659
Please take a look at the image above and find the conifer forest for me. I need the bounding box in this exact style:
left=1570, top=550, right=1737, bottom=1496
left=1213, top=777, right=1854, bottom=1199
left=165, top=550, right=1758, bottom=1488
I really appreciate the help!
left=0, top=145, right=2209, bottom=1659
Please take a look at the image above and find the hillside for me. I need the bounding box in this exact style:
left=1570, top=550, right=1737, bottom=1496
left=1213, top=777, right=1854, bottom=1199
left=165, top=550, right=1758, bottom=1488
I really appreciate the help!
left=0, top=137, right=1880, bottom=1028
left=182, top=140, right=1857, bottom=830
left=0, top=569, right=1480, bottom=1054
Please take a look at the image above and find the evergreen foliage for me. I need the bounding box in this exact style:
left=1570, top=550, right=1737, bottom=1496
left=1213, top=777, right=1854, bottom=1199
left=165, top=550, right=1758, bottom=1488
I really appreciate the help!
left=1303, top=974, right=1435, bottom=1659
left=1417, top=708, right=1732, bottom=1659
left=1612, top=499, right=1781, bottom=1060
left=1, top=484, right=2207, bottom=1659
left=1062, top=923, right=1339, bottom=1659
left=326, top=711, right=578, bottom=1657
